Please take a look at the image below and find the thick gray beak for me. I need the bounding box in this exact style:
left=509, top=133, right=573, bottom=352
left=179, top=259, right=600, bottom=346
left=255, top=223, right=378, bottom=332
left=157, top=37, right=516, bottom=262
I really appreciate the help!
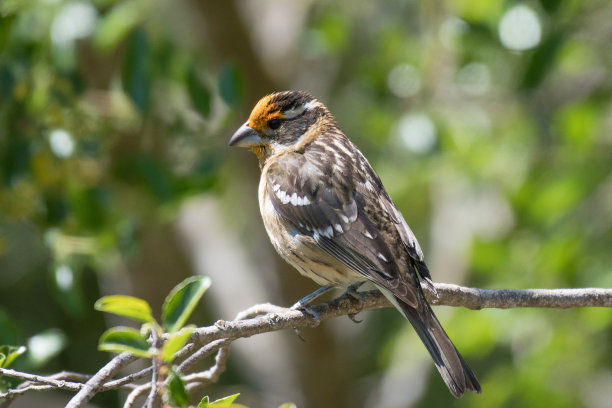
left=228, top=122, right=262, bottom=147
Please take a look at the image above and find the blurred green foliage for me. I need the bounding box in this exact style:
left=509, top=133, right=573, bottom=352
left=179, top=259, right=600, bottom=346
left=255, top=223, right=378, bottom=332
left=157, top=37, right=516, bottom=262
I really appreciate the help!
left=1, top=0, right=611, bottom=407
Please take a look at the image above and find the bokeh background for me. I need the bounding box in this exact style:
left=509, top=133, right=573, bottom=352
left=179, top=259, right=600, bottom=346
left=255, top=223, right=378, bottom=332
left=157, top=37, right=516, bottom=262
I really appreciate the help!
left=1, top=0, right=612, bottom=407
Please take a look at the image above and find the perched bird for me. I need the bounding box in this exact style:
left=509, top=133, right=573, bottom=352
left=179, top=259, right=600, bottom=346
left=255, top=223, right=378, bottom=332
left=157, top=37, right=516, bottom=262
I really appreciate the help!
left=228, top=90, right=481, bottom=398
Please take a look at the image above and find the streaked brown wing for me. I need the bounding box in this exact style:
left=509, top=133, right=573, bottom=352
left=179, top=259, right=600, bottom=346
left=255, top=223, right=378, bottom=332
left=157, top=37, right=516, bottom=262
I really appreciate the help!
left=266, top=147, right=419, bottom=306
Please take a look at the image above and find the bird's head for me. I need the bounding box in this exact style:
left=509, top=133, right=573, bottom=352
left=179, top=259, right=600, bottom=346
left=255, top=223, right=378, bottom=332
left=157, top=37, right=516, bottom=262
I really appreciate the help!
left=228, top=90, right=333, bottom=164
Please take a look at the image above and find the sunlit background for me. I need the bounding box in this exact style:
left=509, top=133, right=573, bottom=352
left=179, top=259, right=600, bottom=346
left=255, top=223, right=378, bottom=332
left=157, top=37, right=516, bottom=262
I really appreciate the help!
left=1, top=0, right=612, bottom=407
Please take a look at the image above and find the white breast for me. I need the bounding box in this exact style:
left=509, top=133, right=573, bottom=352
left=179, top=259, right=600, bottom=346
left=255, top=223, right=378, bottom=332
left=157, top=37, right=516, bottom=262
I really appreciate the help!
left=258, top=164, right=363, bottom=286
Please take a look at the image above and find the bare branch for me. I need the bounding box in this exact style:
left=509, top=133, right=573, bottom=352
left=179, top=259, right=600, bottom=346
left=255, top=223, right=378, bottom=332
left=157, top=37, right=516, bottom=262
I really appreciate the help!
left=3, top=283, right=611, bottom=407
left=0, top=367, right=141, bottom=404
left=103, top=367, right=151, bottom=390
left=145, top=330, right=162, bottom=408
left=191, top=284, right=612, bottom=347
left=0, top=368, right=83, bottom=392
left=119, top=341, right=232, bottom=407
left=182, top=342, right=231, bottom=388
left=233, top=303, right=286, bottom=321
left=429, top=283, right=612, bottom=309
left=123, top=383, right=151, bottom=408
left=48, top=371, right=92, bottom=383
left=65, top=352, right=138, bottom=408
left=1, top=384, right=57, bottom=399
left=176, top=338, right=230, bottom=375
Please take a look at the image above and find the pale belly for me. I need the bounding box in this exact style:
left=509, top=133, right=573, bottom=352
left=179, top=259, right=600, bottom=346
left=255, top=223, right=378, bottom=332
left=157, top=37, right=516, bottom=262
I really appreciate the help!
left=258, top=179, right=363, bottom=287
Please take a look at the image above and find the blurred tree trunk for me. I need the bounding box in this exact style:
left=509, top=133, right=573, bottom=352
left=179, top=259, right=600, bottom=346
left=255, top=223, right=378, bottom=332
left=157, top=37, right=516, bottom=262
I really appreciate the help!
left=75, top=19, right=194, bottom=316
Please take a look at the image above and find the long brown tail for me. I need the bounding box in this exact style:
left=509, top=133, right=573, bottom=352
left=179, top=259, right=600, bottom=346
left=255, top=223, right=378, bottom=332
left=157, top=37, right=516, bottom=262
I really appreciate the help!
left=392, top=292, right=481, bottom=398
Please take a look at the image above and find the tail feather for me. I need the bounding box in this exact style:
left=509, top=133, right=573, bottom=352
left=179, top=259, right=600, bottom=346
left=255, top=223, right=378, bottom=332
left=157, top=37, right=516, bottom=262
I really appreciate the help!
left=383, top=290, right=481, bottom=398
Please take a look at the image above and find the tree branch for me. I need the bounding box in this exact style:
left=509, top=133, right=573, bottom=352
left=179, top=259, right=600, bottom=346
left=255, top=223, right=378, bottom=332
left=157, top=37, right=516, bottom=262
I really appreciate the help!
left=2, top=283, right=611, bottom=407
left=65, top=352, right=137, bottom=408
left=0, top=368, right=84, bottom=392
left=428, top=283, right=612, bottom=309
left=123, top=383, right=151, bottom=408
left=191, top=284, right=612, bottom=348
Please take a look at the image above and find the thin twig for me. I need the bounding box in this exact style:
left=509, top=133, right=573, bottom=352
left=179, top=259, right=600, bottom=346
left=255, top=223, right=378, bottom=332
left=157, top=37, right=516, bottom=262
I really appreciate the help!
left=234, top=303, right=286, bottom=320
left=65, top=352, right=138, bottom=408
left=1, top=384, right=57, bottom=399
left=182, top=342, right=230, bottom=387
left=123, top=383, right=151, bottom=408
left=0, top=368, right=140, bottom=403
left=103, top=367, right=152, bottom=389
left=119, top=341, right=231, bottom=408
left=145, top=330, right=161, bottom=408
left=0, top=368, right=83, bottom=392
left=176, top=338, right=230, bottom=375
left=48, top=371, right=92, bottom=383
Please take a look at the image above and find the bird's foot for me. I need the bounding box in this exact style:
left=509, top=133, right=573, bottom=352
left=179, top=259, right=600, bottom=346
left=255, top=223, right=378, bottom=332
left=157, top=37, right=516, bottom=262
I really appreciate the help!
left=347, top=313, right=362, bottom=323
left=293, top=327, right=307, bottom=342
left=291, top=285, right=336, bottom=308
left=343, top=281, right=366, bottom=301
left=290, top=284, right=336, bottom=322
left=343, top=282, right=366, bottom=323
left=290, top=304, right=321, bottom=322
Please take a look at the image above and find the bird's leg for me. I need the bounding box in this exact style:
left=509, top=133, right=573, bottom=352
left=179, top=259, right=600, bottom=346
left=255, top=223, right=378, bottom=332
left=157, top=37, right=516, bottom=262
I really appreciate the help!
left=291, top=284, right=337, bottom=308
left=290, top=284, right=337, bottom=321
left=344, top=281, right=366, bottom=300
left=344, top=282, right=366, bottom=323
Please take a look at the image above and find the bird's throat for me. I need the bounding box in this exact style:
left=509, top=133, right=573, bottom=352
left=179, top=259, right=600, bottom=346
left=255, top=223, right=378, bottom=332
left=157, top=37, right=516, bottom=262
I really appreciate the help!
left=250, top=145, right=268, bottom=168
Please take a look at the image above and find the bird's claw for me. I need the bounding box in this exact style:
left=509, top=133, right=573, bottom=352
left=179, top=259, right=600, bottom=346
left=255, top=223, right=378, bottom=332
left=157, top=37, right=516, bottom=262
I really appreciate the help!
left=344, top=282, right=365, bottom=301
left=290, top=303, right=321, bottom=341
left=289, top=284, right=336, bottom=324
left=343, top=282, right=366, bottom=323
left=348, top=313, right=362, bottom=323
left=293, top=327, right=307, bottom=342
left=290, top=302, right=322, bottom=322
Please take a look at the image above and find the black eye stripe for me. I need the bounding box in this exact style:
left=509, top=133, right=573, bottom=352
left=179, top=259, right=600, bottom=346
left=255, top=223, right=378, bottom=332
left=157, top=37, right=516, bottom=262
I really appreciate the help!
left=268, top=118, right=281, bottom=130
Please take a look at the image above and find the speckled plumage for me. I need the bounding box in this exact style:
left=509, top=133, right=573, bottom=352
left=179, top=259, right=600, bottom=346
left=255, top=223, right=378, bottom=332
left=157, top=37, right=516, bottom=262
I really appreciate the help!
left=229, top=90, right=481, bottom=398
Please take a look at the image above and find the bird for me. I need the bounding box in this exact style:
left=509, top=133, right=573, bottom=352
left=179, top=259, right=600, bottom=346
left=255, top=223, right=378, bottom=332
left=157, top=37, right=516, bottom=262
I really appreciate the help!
left=228, top=90, right=481, bottom=398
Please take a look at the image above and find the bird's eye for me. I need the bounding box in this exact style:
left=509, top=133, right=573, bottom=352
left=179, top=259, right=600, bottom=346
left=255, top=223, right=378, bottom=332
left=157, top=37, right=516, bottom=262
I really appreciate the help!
left=268, top=118, right=281, bottom=130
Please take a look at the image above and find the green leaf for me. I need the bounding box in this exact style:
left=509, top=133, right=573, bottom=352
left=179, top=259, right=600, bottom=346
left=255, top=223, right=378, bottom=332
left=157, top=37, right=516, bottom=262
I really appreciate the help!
left=520, top=32, right=564, bottom=90
left=5, top=346, right=26, bottom=368
left=197, top=393, right=246, bottom=408
left=125, top=153, right=176, bottom=202
left=93, top=0, right=141, bottom=51
left=161, top=326, right=195, bottom=363
left=67, top=186, right=109, bottom=231
left=167, top=370, right=189, bottom=407
left=98, top=327, right=153, bottom=358
left=94, top=295, right=154, bottom=323
left=0, top=14, right=15, bottom=53
left=218, top=64, right=245, bottom=107
left=187, top=67, right=211, bottom=116
left=0, top=310, right=20, bottom=346
left=122, top=29, right=150, bottom=112
left=0, top=0, right=22, bottom=16
left=162, top=276, right=211, bottom=333
left=277, top=404, right=297, bottom=408
left=0, top=345, right=26, bottom=368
